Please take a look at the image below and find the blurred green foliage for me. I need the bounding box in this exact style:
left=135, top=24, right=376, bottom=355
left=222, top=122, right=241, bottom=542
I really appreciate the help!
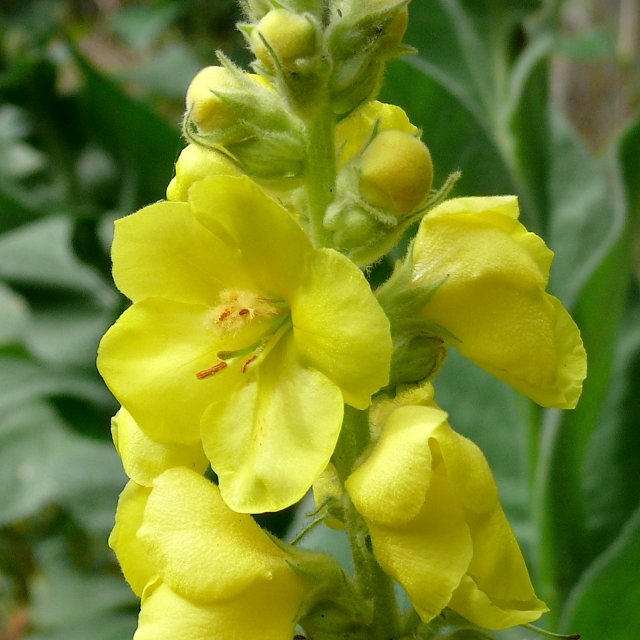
left=0, top=0, right=638, bottom=638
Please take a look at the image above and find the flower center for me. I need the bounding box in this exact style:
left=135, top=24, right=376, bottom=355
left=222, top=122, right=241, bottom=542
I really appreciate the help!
left=196, top=288, right=290, bottom=379
left=207, top=289, right=282, bottom=334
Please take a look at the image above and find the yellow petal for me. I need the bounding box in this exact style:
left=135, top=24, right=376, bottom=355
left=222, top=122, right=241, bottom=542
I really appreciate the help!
left=412, top=196, right=586, bottom=408
left=138, top=467, right=291, bottom=603
left=108, top=481, right=154, bottom=597
left=188, top=175, right=310, bottom=298
left=346, top=406, right=446, bottom=527
left=347, top=402, right=545, bottom=629
left=292, top=248, right=392, bottom=409
left=446, top=507, right=548, bottom=629
left=366, top=466, right=472, bottom=622
left=135, top=577, right=303, bottom=640
left=166, top=144, right=241, bottom=202
left=111, top=200, right=251, bottom=306
left=201, top=336, right=344, bottom=513
left=98, top=298, right=237, bottom=443
left=111, top=408, right=209, bottom=486
left=430, top=421, right=498, bottom=514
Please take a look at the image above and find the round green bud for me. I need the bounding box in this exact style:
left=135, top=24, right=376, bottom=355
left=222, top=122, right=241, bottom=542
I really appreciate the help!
left=251, top=9, right=316, bottom=69
left=330, top=206, right=381, bottom=250
left=358, top=130, right=433, bottom=214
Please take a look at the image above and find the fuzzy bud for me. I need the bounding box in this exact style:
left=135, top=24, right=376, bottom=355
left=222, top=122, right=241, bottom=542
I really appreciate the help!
left=358, top=130, right=433, bottom=214
left=250, top=9, right=317, bottom=70
left=186, top=66, right=240, bottom=132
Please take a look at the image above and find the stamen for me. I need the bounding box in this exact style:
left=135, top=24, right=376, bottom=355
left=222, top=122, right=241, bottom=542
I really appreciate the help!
left=238, top=308, right=251, bottom=316
left=241, top=354, right=258, bottom=373
left=196, top=361, right=228, bottom=379
left=218, top=309, right=232, bottom=322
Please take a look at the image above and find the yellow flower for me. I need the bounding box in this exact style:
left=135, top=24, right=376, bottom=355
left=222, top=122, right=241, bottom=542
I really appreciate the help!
left=111, top=407, right=209, bottom=487
left=411, top=196, right=586, bottom=408
left=98, top=175, right=391, bottom=513
left=345, top=400, right=548, bottom=630
left=110, top=468, right=306, bottom=640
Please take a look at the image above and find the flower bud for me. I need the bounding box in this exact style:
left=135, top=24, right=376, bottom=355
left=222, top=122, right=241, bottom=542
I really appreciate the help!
left=327, top=0, right=412, bottom=113
left=358, top=130, right=433, bottom=214
left=166, top=144, right=241, bottom=201
left=183, top=62, right=307, bottom=179
left=250, top=9, right=316, bottom=70
left=326, top=205, right=381, bottom=250
left=186, top=66, right=239, bottom=132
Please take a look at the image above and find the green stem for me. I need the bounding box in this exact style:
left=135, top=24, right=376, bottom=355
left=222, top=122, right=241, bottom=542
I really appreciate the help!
left=304, top=103, right=337, bottom=247
left=333, top=407, right=400, bottom=640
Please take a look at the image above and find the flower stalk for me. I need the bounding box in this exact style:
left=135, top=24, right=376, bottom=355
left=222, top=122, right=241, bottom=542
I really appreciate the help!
left=97, top=2, right=587, bottom=639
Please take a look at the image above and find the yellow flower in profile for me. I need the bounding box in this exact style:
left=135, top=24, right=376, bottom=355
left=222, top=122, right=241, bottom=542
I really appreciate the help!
left=411, top=196, right=586, bottom=408
left=345, top=399, right=548, bottom=630
left=97, top=174, right=391, bottom=513
left=110, top=468, right=306, bottom=640
left=111, top=407, right=209, bottom=488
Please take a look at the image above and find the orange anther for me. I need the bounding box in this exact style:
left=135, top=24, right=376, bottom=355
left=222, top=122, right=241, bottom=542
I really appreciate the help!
left=241, top=354, right=258, bottom=373
left=238, top=308, right=250, bottom=316
left=218, top=309, right=232, bottom=322
left=196, top=361, right=228, bottom=379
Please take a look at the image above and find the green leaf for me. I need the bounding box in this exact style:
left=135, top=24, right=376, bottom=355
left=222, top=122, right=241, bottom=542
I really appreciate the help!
left=547, top=111, right=618, bottom=308
left=534, top=118, right=640, bottom=614
left=582, top=296, right=640, bottom=557
left=0, top=215, right=114, bottom=296
left=559, top=502, right=640, bottom=637
left=109, top=2, right=183, bottom=50
left=0, top=357, right=111, bottom=415
left=0, top=282, right=28, bottom=346
left=74, top=50, right=181, bottom=206
left=118, top=42, right=203, bottom=100
left=27, top=537, right=135, bottom=634
left=0, top=402, right=123, bottom=527
left=24, top=291, right=116, bottom=366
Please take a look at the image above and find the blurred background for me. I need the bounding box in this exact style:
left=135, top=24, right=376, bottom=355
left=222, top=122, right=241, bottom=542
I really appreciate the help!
left=0, top=1, right=638, bottom=638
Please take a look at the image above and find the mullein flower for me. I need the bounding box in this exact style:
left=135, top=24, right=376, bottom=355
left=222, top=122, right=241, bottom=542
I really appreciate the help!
left=111, top=467, right=307, bottom=640
left=98, top=174, right=391, bottom=513
left=345, top=388, right=548, bottom=630
left=409, top=196, right=586, bottom=408
left=111, top=408, right=209, bottom=487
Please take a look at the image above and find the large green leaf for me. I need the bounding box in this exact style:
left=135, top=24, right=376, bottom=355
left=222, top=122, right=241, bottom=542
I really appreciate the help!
left=559, top=501, right=640, bottom=637
left=581, top=297, right=640, bottom=561
left=0, top=215, right=113, bottom=295
left=0, top=282, right=28, bottom=346
left=74, top=51, right=181, bottom=207
left=0, top=357, right=111, bottom=415
left=534, top=119, right=640, bottom=615
left=0, top=402, right=123, bottom=527
left=26, top=537, right=135, bottom=638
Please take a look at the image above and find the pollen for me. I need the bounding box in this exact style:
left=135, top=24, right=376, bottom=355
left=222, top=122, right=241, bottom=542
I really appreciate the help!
left=207, top=289, right=281, bottom=333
